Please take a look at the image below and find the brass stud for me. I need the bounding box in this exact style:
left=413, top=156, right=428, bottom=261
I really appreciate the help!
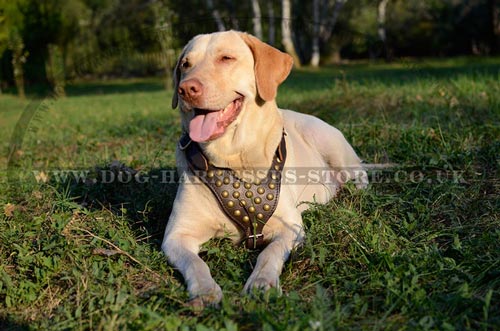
left=276, top=158, right=282, bottom=163
left=233, top=191, right=240, bottom=199
left=271, top=174, right=278, bottom=180
left=257, top=187, right=265, bottom=194
left=207, top=170, right=215, bottom=178
left=266, top=193, right=274, bottom=201
left=233, top=182, right=240, bottom=189
left=216, top=170, right=223, bottom=176
left=215, top=180, right=223, bottom=187
left=245, top=191, right=253, bottom=198
left=269, top=183, right=276, bottom=189
left=227, top=201, right=235, bottom=208
left=254, top=197, right=262, bottom=204
left=234, top=210, right=241, bottom=217
left=254, top=179, right=261, bottom=185
left=263, top=204, right=271, bottom=211
left=239, top=200, right=247, bottom=207
left=244, top=182, right=252, bottom=189
left=256, top=213, right=264, bottom=220
left=223, top=177, right=230, bottom=185
left=248, top=206, right=256, bottom=213
left=221, top=191, right=229, bottom=198
left=242, top=216, right=250, bottom=222
left=274, top=165, right=280, bottom=171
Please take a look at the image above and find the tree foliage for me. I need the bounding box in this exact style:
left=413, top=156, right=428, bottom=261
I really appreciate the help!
left=0, top=0, right=498, bottom=93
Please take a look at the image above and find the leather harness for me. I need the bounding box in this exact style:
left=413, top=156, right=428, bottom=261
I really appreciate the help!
left=179, top=131, right=287, bottom=249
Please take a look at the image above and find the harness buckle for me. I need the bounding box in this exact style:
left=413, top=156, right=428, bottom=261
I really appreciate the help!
left=247, top=233, right=264, bottom=239
left=246, top=233, right=264, bottom=249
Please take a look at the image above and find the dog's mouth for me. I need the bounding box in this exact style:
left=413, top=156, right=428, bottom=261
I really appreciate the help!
left=189, top=96, right=244, bottom=142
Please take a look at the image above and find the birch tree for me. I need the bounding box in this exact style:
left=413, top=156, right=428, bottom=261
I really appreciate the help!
left=251, top=0, right=263, bottom=40
left=9, top=30, right=27, bottom=99
left=205, top=0, right=225, bottom=31
left=377, top=0, right=390, bottom=60
left=224, top=0, right=239, bottom=30
left=153, top=2, right=174, bottom=90
left=320, top=0, right=348, bottom=44
left=310, top=0, right=348, bottom=67
left=267, top=2, right=275, bottom=46
left=311, top=0, right=321, bottom=66
left=281, top=0, right=301, bottom=67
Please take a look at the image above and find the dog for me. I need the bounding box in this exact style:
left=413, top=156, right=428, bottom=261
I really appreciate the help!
left=162, top=31, right=367, bottom=307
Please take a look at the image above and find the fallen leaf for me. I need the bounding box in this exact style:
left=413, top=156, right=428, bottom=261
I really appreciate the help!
left=33, top=171, right=49, bottom=183
left=32, top=191, right=43, bottom=200
left=426, top=128, right=439, bottom=140
left=449, top=96, right=459, bottom=108
left=4, top=203, right=16, bottom=217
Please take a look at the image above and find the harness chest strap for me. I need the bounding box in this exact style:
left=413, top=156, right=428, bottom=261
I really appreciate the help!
left=179, top=131, right=287, bottom=249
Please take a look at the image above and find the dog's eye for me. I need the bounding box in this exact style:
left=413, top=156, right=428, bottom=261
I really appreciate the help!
left=180, top=59, right=190, bottom=69
left=220, top=55, right=235, bottom=63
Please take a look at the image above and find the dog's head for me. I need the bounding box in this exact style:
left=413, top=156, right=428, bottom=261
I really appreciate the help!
left=172, top=31, right=293, bottom=143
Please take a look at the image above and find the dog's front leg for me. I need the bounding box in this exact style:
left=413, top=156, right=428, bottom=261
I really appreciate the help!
left=162, top=232, right=222, bottom=307
left=243, top=213, right=304, bottom=294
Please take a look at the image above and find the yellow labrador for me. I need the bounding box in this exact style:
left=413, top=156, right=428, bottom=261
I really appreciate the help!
left=162, top=31, right=367, bottom=307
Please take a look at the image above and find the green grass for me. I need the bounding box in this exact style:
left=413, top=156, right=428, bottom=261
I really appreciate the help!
left=1, top=57, right=499, bottom=330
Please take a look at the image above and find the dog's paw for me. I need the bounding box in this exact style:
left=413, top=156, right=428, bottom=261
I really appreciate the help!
left=188, top=282, right=223, bottom=309
left=355, top=170, right=369, bottom=190
left=243, top=276, right=281, bottom=295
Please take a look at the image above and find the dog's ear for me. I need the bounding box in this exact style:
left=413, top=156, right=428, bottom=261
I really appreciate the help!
left=238, top=32, right=293, bottom=102
left=171, top=49, right=185, bottom=109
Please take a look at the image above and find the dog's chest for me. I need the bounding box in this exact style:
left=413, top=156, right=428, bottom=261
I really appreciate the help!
left=179, top=132, right=287, bottom=249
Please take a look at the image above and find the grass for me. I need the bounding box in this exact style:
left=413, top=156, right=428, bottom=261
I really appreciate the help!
left=1, top=56, right=499, bottom=330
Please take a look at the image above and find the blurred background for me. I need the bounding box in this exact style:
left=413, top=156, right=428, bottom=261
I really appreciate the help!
left=0, top=0, right=499, bottom=98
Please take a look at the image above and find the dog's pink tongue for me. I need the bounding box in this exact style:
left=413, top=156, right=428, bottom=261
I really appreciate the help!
left=189, top=111, right=220, bottom=142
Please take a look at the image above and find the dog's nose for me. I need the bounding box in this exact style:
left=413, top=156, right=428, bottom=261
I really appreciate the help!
left=178, top=79, right=203, bottom=103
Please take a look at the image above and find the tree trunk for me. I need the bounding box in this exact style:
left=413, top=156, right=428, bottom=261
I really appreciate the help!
left=251, top=0, right=263, bottom=40
left=281, top=0, right=301, bottom=67
left=157, top=28, right=174, bottom=90
left=331, top=49, right=341, bottom=64
left=492, top=0, right=500, bottom=53
left=311, top=0, right=347, bottom=66
left=377, top=0, right=390, bottom=60
left=205, top=0, right=226, bottom=31
left=46, top=44, right=66, bottom=97
left=320, top=0, right=347, bottom=44
left=9, top=31, right=27, bottom=99
left=310, top=0, right=321, bottom=66
left=267, top=2, right=275, bottom=46
left=152, top=2, right=175, bottom=91
left=152, top=3, right=174, bottom=90
left=12, top=53, right=26, bottom=99
left=224, top=0, right=239, bottom=30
